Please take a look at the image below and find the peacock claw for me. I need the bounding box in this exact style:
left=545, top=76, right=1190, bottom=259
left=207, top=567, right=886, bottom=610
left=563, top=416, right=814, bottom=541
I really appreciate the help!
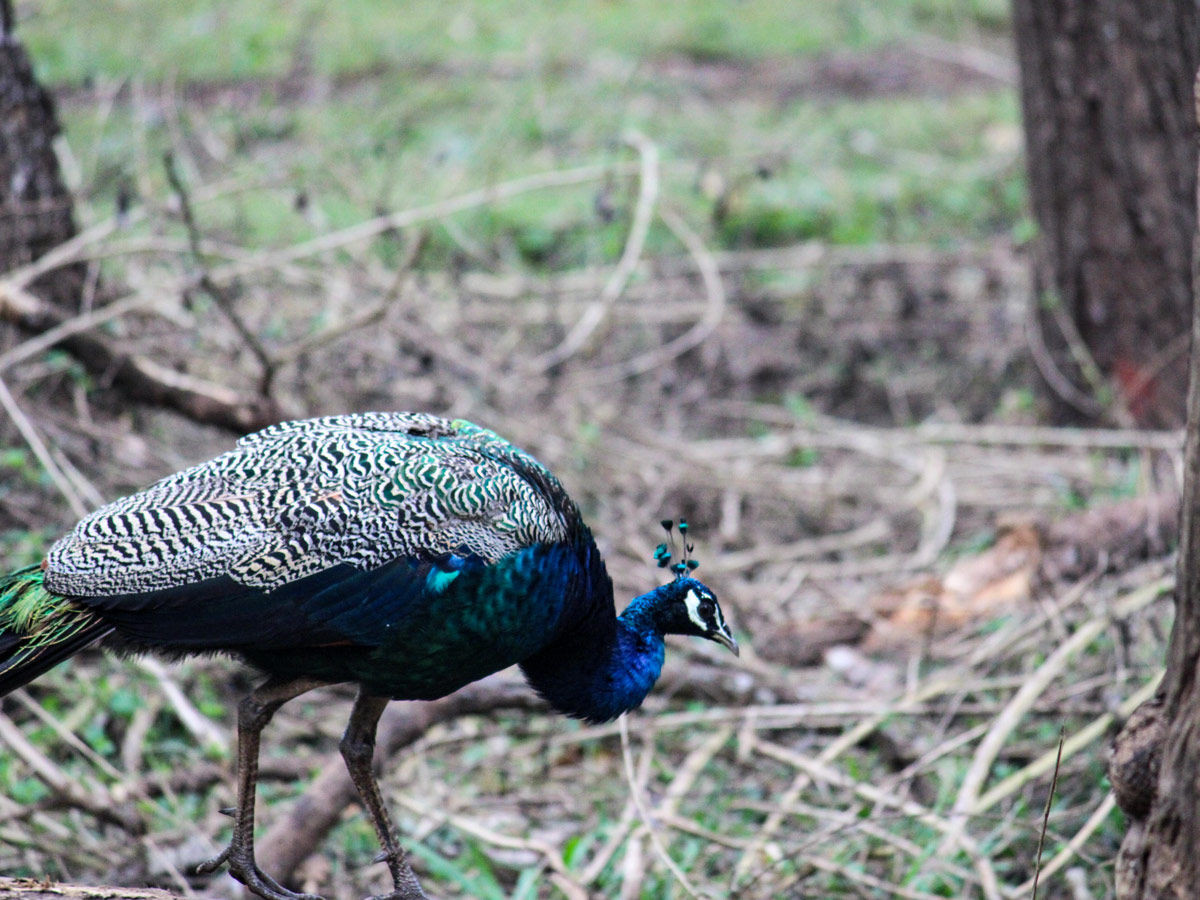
left=195, top=846, right=229, bottom=875
left=230, top=866, right=323, bottom=900
left=197, top=842, right=324, bottom=900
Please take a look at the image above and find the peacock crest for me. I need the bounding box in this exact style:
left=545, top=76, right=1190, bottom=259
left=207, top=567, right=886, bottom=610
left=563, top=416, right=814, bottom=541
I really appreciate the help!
left=652, top=517, right=701, bottom=578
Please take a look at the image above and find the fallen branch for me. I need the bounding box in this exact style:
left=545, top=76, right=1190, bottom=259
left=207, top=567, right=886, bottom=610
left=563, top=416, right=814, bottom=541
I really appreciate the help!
left=0, top=279, right=281, bottom=433
left=0, top=879, right=180, bottom=900
left=208, top=160, right=642, bottom=284
left=0, top=378, right=91, bottom=517
left=576, top=204, right=726, bottom=385
left=941, top=577, right=1170, bottom=857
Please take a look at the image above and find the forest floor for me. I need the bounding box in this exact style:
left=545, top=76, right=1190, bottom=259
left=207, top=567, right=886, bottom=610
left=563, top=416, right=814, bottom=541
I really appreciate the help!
left=0, top=2, right=1177, bottom=898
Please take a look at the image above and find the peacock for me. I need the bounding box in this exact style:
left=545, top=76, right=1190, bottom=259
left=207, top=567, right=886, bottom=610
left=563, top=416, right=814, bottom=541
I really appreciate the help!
left=0, top=412, right=737, bottom=900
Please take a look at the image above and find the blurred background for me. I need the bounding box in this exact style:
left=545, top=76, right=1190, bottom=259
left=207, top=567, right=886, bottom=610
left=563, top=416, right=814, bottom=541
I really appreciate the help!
left=0, top=1, right=1186, bottom=898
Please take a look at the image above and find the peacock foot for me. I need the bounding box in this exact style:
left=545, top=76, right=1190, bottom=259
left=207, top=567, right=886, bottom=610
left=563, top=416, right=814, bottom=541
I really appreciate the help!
left=197, top=843, right=324, bottom=900
left=193, top=846, right=229, bottom=877
left=364, top=847, right=428, bottom=900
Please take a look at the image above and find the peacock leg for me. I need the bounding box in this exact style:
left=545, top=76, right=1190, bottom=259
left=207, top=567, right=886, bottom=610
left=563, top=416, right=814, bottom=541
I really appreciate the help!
left=340, top=688, right=427, bottom=900
left=197, top=676, right=330, bottom=900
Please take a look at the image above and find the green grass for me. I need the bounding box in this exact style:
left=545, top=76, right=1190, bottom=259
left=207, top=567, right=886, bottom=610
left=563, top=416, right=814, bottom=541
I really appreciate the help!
left=22, top=0, right=1021, bottom=272
left=23, top=0, right=1010, bottom=86
left=55, top=63, right=1021, bottom=270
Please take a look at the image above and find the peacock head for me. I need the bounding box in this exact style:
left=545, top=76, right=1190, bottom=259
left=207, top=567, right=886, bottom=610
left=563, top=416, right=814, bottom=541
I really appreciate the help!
left=640, top=518, right=738, bottom=656
left=646, top=575, right=738, bottom=656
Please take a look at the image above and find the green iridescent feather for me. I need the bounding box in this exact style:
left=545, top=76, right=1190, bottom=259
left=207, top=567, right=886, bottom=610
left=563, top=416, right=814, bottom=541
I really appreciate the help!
left=0, top=565, right=97, bottom=677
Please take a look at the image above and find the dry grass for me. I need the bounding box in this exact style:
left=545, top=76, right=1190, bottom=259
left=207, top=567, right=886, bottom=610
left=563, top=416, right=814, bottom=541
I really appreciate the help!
left=0, top=124, right=1177, bottom=900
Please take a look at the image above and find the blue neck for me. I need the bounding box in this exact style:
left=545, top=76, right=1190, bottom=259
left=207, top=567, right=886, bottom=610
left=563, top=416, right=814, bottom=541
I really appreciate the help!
left=520, top=591, right=667, bottom=724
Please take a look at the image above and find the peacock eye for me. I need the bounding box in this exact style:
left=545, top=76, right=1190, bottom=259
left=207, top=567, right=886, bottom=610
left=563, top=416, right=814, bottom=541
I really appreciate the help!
left=699, top=599, right=715, bottom=618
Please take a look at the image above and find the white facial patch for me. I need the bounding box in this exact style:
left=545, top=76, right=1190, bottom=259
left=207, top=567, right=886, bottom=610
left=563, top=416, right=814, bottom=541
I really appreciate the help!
left=684, top=587, right=713, bottom=631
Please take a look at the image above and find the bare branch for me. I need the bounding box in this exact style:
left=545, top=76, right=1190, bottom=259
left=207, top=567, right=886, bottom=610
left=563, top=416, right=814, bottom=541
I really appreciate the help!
left=0, top=278, right=281, bottom=433
left=576, top=205, right=726, bottom=384
left=0, top=378, right=91, bottom=517
left=163, top=151, right=277, bottom=395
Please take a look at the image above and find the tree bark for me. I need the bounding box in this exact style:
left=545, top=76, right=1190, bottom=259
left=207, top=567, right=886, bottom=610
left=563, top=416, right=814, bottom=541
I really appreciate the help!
left=0, top=11, right=282, bottom=434
left=1012, top=0, right=1200, bottom=427
left=1109, top=68, right=1200, bottom=900
left=0, top=4, right=84, bottom=311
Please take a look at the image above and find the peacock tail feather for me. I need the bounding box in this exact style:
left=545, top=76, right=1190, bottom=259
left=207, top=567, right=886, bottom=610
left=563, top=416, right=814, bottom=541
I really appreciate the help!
left=0, top=565, right=108, bottom=693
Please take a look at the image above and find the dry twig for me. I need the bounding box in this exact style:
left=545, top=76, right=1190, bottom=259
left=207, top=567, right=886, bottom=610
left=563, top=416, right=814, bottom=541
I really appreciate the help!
left=0, top=377, right=90, bottom=518
left=532, top=130, right=661, bottom=372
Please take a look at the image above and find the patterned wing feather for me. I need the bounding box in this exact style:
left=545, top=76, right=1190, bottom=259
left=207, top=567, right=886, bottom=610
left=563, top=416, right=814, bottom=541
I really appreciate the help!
left=44, top=413, right=574, bottom=601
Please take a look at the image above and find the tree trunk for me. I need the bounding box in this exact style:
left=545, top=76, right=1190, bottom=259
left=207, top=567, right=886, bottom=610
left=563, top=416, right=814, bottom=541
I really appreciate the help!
left=1108, top=67, right=1200, bottom=900
left=1012, top=0, right=1199, bottom=427
left=0, top=0, right=84, bottom=311
left=0, top=5, right=282, bottom=434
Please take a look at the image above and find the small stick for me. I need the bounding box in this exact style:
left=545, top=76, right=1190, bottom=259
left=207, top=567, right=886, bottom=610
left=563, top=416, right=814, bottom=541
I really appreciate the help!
left=1030, top=727, right=1065, bottom=900
left=531, top=129, right=661, bottom=372
left=208, top=160, right=643, bottom=284
left=579, top=205, right=726, bottom=384
left=618, top=715, right=706, bottom=900
left=164, top=151, right=276, bottom=394
left=271, top=232, right=424, bottom=366
left=0, top=377, right=89, bottom=518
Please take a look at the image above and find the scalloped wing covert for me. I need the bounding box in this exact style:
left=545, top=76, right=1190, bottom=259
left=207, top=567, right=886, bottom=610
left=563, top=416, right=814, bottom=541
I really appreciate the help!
left=44, top=413, right=573, bottom=598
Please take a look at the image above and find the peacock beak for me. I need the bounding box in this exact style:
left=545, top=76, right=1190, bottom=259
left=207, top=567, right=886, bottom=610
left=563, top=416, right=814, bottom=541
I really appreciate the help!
left=712, top=626, right=739, bottom=657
